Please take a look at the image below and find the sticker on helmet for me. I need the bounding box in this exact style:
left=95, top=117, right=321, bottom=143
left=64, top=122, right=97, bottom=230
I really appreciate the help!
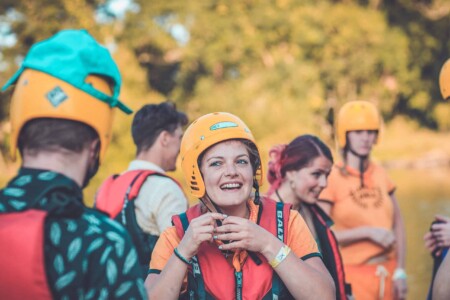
left=46, top=86, right=68, bottom=107
left=210, top=121, right=238, bottom=131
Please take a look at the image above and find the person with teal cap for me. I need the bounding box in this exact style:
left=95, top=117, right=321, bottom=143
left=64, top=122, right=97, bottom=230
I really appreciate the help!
left=0, top=29, right=147, bottom=299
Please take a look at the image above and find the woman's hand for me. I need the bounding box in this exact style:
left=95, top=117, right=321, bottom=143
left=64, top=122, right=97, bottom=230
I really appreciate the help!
left=424, top=231, right=440, bottom=256
left=177, top=212, right=226, bottom=259
left=213, top=216, right=276, bottom=254
left=431, top=215, right=450, bottom=248
left=368, top=227, right=395, bottom=249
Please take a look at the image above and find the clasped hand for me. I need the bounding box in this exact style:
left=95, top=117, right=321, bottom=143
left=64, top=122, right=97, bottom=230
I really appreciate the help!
left=176, top=212, right=273, bottom=259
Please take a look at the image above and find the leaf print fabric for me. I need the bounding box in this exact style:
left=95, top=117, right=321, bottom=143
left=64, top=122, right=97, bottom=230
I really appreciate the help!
left=0, top=168, right=147, bottom=299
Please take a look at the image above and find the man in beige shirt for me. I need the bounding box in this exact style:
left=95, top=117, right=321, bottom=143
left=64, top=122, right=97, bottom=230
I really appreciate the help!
left=96, top=101, right=188, bottom=275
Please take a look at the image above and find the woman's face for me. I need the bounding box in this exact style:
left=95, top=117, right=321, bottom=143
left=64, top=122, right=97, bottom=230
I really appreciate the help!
left=285, top=155, right=332, bottom=205
left=200, top=140, right=254, bottom=209
left=347, top=130, right=377, bottom=156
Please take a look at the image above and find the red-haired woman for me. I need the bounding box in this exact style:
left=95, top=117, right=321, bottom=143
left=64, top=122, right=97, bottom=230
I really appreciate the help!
left=267, top=134, right=351, bottom=300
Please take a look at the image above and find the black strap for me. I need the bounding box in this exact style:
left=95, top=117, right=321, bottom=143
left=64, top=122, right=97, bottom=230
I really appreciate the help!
left=272, top=201, right=285, bottom=298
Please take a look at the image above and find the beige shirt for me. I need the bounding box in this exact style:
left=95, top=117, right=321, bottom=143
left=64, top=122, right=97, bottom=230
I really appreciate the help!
left=127, top=160, right=188, bottom=235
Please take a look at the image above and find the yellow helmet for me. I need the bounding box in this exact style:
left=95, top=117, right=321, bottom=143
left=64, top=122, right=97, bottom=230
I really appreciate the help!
left=180, top=112, right=263, bottom=198
left=9, top=69, right=116, bottom=162
left=2, top=29, right=132, bottom=162
left=336, top=101, right=381, bottom=148
left=440, top=59, right=450, bottom=100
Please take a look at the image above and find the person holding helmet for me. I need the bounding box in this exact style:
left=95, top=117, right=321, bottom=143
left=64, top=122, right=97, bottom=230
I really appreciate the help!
left=425, top=58, right=450, bottom=300
left=0, top=30, right=146, bottom=299
left=319, top=101, right=407, bottom=300
left=146, top=112, right=335, bottom=299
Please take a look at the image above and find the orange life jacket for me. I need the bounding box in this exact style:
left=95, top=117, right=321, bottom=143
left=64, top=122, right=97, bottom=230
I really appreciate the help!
left=95, top=169, right=182, bottom=274
left=0, top=209, right=52, bottom=300
left=172, top=198, right=294, bottom=300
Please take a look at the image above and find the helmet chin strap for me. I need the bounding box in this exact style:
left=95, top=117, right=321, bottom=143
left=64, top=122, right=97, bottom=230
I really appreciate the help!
left=201, top=192, right=225, bottom=216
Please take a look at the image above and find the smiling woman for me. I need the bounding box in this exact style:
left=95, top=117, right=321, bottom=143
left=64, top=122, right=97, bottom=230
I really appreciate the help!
left=145, top=112, right=335, bottom=300
left=266, top=134, right=351, bottom=300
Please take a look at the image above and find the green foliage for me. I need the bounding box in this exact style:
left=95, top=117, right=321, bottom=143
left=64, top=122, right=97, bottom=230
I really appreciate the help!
left=0, top=0, right=449, bottom=193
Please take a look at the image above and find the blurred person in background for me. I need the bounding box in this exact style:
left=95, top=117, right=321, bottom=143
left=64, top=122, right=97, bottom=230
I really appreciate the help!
left=319, top=101, right=407, bottom=300
left=95, top=101, right=188, bottom=276
left=425, top=58, right=450, bottom=300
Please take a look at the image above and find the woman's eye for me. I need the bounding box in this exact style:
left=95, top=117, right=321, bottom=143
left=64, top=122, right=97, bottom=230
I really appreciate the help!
left=312, top=172, right=321, bottom=178
left=209, top=161, right=222, bottom=167
left=237, top=159, right=249, bottom=165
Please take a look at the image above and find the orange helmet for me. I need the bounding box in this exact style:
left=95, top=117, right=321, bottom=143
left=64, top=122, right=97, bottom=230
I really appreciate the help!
left=180, top=112, right=263, bottom=198
left=440, top=59, right=450, bottom=100
left=8, top=69, right=117, bottom=161
left=336, top=101, right=382, bottom=148
left=2, top=29, right=132, bottom=162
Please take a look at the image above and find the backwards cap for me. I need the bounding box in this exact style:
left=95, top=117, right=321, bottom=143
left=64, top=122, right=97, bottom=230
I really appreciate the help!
left=2, top=29, right=131, bottom=114
left=3, top=29, right=132, bottom=161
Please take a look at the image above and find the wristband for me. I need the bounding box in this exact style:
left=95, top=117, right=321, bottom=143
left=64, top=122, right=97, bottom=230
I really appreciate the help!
left=269, top=245, right=291, bottom=268
left=392, top=268, right=407, bottom=280
left=174, top=247, right=191, bottom=265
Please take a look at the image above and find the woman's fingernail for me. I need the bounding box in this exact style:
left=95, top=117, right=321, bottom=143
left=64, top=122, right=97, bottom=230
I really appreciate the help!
left=223, top=214, right=228, bottom=218
left=218, top=245, right=223, bottom=250
left=213, top=235, right=218, bottom=239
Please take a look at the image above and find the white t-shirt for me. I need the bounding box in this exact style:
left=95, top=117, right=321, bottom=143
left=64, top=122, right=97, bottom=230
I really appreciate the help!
left=127, top=160, right=188, bottom=235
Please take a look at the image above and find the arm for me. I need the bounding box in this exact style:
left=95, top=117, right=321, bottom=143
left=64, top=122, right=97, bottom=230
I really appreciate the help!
left=391, top=193, right=406, bottom=270
left=319, top=200, right=395, bottom=248
left=145, top=255, right=190, bottom=300
left=263, top=240, right=335, bottom=299
left=433, top=251, right=450, bottom=299
left=390, top=193, right=408, bottom=300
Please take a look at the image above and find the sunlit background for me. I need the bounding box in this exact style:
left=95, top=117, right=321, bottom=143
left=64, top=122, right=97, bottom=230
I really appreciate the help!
left=1, top=1, right=450, bottom=298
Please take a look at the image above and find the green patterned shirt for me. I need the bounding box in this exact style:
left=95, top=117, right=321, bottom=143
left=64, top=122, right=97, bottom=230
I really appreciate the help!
left=0, top=168, right=147, bottom=299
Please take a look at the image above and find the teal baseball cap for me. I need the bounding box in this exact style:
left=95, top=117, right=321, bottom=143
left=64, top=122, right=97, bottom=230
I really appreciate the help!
left=2, top=29, right=132, bottom=114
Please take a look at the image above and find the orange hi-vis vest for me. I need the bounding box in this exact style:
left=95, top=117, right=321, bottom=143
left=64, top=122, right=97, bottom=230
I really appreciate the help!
left=95, top=169, right=182, bottom=274
left=171, top=198, right=294, bottom=300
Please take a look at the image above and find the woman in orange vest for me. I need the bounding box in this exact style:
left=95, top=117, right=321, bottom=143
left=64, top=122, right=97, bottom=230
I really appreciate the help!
left=266, top=134, right=351, bottom=300
left=145, top=112, right=335, bottom=299
left=319, top=101, right=407, bottom=300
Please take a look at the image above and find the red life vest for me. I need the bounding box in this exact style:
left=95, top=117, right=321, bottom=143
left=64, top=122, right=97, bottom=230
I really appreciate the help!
left=172, top=198, right=293, bottom=300
left=0, top=209, right=52, bottom=300
left=95, top=170, right=181, bottom=219
left=95, top=169, right=183, bottom=272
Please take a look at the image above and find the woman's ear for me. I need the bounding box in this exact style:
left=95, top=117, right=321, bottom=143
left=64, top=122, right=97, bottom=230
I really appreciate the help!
left=285, top=170, right=294, bottom=181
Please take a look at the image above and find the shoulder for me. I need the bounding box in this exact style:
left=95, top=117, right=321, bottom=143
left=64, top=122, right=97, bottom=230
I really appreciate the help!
left=369, top=161, right=388, bottom=175
left=142, top=174, right=185, bottom=195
